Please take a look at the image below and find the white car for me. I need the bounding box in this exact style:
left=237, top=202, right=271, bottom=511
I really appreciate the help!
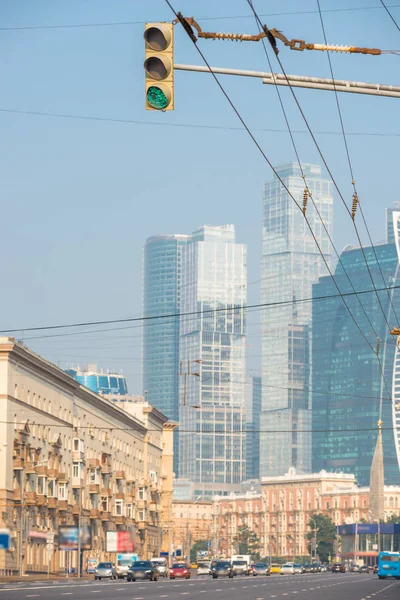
left=197, top=561, right=211, bottom=575
left=280, top=563, right=296, bottom=575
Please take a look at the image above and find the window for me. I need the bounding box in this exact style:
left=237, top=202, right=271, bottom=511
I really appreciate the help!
left=58, top=483, right=67, bottom=500
left=115, top=499, right=124, bottom=516
left=48, top=480, right=57, bottom=498
left=37, top=476, right=46, bottom=495
left=72, top=463, right=80, bottom=479
left=139, top=487, right=147, bottom=501
left=126, top=504, right=133, bottom=518
left=138, top=509, right=146, bottom=521
left=88, top=469, right=98, bottom=484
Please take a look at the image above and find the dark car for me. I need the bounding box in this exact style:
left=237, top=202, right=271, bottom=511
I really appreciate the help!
left=211, top=561, right=234, bottom=579
left=127, top=560, right=159, bottom=582
left=359, top=565, right=372, bottom=574
left=170, top=563, right=190, bottom=579
left=373, top=565, right=378, bottom=575
left=331, top=563, right=346, bottom=573
left=303, top=564, right=314, bottom=573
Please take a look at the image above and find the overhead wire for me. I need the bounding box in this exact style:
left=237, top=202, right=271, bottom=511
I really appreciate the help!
left=315, top=0, right=400, bottom=329
left=248, top=1, right=394, bottom=337
left=379, top=0, right=400, bottom=31
left=246, top=0, right=397, bottom=409
left=248, top=0, right=382, bottom=346
left=165, top=0, right=394, bottom=410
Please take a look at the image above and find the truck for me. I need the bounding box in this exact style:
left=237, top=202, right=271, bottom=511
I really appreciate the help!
left=231, top=555, right=251, bottom=576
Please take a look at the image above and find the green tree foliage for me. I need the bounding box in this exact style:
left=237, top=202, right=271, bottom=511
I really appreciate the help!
left=234, top=524, right=260, bottom=560
left=190, top=540, right=209, bottom=563
left=307, top=514, right=337, bottom=563
left=385, top=514, right=400, bottom=524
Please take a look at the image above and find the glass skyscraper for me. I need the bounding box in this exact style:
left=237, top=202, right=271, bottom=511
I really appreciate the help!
left=65, top=365, right=128, bottom=395
left=260, top=163, right=333, bottom=477
left=142, top=234, right=189, bottom=471
left=178, top=225, right=247, bottom=498
left=245, top=376, right=262, bottom=481
left=312, top=209, right=400, bottom=486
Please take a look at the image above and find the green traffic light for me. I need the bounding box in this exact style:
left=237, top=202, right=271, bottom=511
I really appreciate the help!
left=147, top=86, right=170, bottom=110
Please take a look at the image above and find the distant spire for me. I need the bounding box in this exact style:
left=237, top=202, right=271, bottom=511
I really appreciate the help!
left=369, top=421, right=385, bottom=522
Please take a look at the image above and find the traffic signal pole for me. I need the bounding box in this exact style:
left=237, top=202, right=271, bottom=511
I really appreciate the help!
left=174, top=64, right=400, bottom=99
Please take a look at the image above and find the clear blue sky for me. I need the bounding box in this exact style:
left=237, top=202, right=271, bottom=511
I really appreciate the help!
left=1, top=0, right=399, bottom=392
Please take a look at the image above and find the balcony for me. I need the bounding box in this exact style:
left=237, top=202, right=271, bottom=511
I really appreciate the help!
left=36, top=465, right=48, bottom=476
left=114, top=515, right=126, bottom=525
left=100, top=511, right=111, bottom=521
left=72, top=477, right=84, bottom=489
left=58, top=500, right=69, bottom=512
left=72, top=504, right=80, bottom=515
left=47, top=469, right=58, bottom=479
left=57, top=472, right=68, bottom=482
left=137, top=521, right=146, bottom=529
left=88, top=458, right=100, bottom=468
left=150, top=480, right=158, bottom=491
left=101, top=488, right=112, bottom=497
left=13, top=488, right=21, bottom=502
left=25, top=461, right=36, bottom=474
left=115, top=471, right=125, bottom=480
left=13, top=457, right=24, bottom=470
left=149, top=501, right=159, bottom=512
left=89, top=484, right=100, bottom=494
left=25, top=492, right=37, bottom=505
left=90, top=509, right=100, bottom=519
left=101, top=463, right=111, bottom=475
left=47, top=497, right=58, bottom=509
left=72, top=450, right=85, bottom=462
left=137, top=499, right=146, bottom=509
left=36, top=494, right=47, bottom=506
left=116, top=492, right=125, bottom=500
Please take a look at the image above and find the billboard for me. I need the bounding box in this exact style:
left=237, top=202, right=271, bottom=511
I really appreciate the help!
left=58, top=525, right=92, bottom=551
left=106, top=531, right=134, bottom=553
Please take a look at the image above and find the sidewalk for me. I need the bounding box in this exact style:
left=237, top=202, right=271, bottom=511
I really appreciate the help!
left=0, top=574, right=94, bottom=583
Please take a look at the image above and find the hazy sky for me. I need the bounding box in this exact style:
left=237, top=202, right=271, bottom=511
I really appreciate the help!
left=1, top=0, right=399, bottom=392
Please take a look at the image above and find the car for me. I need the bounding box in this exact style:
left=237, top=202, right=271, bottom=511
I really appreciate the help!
left=190, top=562, right=198, bottom=569
left=232, top=560, right=249, bottom=576
left=303, top=564, right=314, bottom=573
left=252, top=562, right=271, bottom=576
left=116, top=559, right=133, bottom=579
left=331, top=563, right=346, bottom=573
left=94, top=562, right=117, bottom=580
left=150, top=558, right=169, bottom=578
left=127, top=560, right=159, bottom=582
left=294, top=564, right=304, bottom=574
left=248, top=564, right=255, bottom=575
left=351, top=565, right=359, bottom=573
left=320, top=565, right=328, bottom=573
left=197, top=561, right=211, bottom=575
left=170, top=563, right=190, bottom=579
left=280, top=563, right=296, bottom=575
left=373, top=565, right=378, bottom=575
left=270, top=563, right=282, bottom=574
left=211, top=560, right=234, bottom=579
left=359, top=565, right=372, bottom=574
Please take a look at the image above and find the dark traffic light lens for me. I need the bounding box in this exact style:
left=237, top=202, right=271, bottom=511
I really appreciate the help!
left=144, top=27, right=170, bottom=51
left=147, top=86, right=170, bottom=110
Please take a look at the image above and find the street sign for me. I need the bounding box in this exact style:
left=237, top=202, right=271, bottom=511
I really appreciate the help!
left=160, top=551, right=169, bottom=557
left=0, top=529, right=10, bottom=551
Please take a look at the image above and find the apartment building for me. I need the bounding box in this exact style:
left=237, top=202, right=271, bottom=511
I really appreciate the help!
left=212, top=470, right=400, bottom=559
left=0, top=338, right=173, bottom=574
left=172, top=500, right=213, bottom=560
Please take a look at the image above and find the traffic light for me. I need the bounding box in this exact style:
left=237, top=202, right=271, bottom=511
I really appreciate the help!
left=144, top=23, right=174, bottom=111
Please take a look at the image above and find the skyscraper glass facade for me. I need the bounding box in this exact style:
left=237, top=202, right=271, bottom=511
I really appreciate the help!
left=179, top=225, right=247, bottom=498
left=142, top=234, right=189, bottom=471
left=245, top=376, right=261, bottom=481
left=65, top=366, right=128, bottom=395
left=261, top=163, right=333, bottom=477
left=312, top=223, right=400, bottom=486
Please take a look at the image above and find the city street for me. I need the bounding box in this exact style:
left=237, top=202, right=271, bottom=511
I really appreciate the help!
left=0, top=573, right=399, bottom=600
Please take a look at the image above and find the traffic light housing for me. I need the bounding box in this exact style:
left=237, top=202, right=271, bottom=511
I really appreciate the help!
left=144, top=23, right=174, bottom=111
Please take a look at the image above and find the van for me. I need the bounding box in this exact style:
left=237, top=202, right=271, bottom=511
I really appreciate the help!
left=150, top=557, right=169, bottom=577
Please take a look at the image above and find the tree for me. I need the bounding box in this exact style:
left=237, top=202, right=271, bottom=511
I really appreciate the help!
left=307, top=514, right=336, bottom=564
left=385, top=514, right=400, bottom=524
left=190, top=540, right=209, bottom=563
left=234, top=525, right=260, bottom=560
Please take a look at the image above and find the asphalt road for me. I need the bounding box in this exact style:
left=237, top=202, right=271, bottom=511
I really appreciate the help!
left=0, top=572, right=399, bottom=600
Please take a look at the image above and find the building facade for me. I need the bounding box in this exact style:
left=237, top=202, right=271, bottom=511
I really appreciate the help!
left=312, top=216, right=400, bottom=485
left=245, top=376, right=261, bottom=481
left=65, top=365, right=128, bottom=396
left=212, top=470, right=400, bottom=560
left=179, top=225, right=247, bottom=499
left=172, top=500, right=213, bottom=560
left=142, top=234, right=189, bottom=472
left=260, top=163, right=333, bottom=477
left=0, top=338, right=173, bottom=574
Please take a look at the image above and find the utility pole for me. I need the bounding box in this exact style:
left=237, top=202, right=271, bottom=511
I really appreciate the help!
left=179, top=360, right=201, bottom=406
left=19, top=466, right=25, bottom=577
left=77, top=488, right=82, bottom=578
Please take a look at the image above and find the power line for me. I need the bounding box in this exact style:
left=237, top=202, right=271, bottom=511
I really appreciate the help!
left=1, top=5, right=399, bottom=30
left=315, top=0, right=400, bottom=330
left=1, top=107, right=397, bottom=138
left=2, top=283, right=399, bottom=335
left=380, top=0, right=400, bottom=31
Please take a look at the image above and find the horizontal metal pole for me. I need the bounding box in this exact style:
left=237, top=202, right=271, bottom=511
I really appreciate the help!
left=174, top=63, right=400, bottom=98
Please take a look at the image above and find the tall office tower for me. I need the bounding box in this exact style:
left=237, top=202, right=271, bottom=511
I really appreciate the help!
left=179, top=225, right=247, bottom=499
left=386, top=202, right=400, bottom=243
left=142, top=234, right=189, bottom=472
left=245, top=376, right=262, bottom=481
left=312, top=209, right=400, bottom=486
left=260, top=163, right=333, bottom=477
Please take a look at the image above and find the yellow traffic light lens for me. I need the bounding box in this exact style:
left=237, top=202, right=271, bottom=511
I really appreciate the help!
left=144, top=56, right=171, bottom=80
left=144, top=26, right=171, bottom=51
left=147, top=86, right=170, bottom=110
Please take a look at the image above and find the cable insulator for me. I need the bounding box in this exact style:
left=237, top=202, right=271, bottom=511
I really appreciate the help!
left=351, top=192, right=359, bottom=220
left=302, top=189, right=308, bottom=215
left=376, top=338, right=381, bottom=355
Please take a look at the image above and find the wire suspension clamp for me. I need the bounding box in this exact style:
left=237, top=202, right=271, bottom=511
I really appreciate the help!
left=351, top=192, right=359, bottom=220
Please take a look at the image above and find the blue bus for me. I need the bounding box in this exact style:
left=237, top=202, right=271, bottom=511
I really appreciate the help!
left=377, top=551, right=400, bottom=579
